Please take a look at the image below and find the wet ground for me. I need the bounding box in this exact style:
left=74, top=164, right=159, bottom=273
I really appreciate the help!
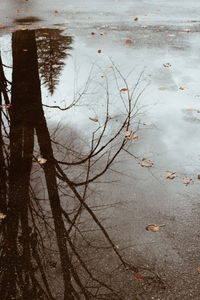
left=0, top=1, right=200, bottom=299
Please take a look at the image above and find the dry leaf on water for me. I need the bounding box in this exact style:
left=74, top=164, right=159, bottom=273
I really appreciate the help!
left=54, top=10, right=59, bottom=13
left=0, top=213, right=6, bottom=220
left=163, top=63, right=171, bottom=68
left=127, top=136, right=139, bottom=141
left=125, top=130, right=133, bottom=137
left=197, top=175, right=200, bottom=180
left=37, top=158, right=47, bottom=165
left=140, top=158, right=154, bottom=168
left=120, top=88, right=128, bottom=92
left=183, top=176, right=193, bottom=185
left=143, top=121, right=152, bottom=126
left=145, top=224, right=160, bottom=232
left=89, top=117, right=98, bottom=122
left=97, top=49, right=102, bottom=53
left=165, top=171, right=176, bottom=179
left=91, top=32, right=96, bottom=35
left=159, top=87, right=168, bottom=91
left=134, top=17, right=139, bottom=21
left=0, top=104, right=12, bottom=109
left=125, top=39, right=132, bottom=45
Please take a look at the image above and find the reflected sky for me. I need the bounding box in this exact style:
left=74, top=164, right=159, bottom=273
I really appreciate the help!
left=0, top=1, right=200, bottom=299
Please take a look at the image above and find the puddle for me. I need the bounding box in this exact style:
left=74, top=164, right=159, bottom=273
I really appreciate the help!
left=0, top=1, right=200, bottom=299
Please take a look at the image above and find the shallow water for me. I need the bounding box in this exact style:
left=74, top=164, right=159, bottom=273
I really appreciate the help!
left=0, top=1, right=200, bottom=299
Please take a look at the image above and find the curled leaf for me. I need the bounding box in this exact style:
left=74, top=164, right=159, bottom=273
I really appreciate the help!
left=89, top=117, right=98, bottom=122
left=145, top=224, right=160, bottom=232
left=120, top=88, right=128, bottom=92
left=140, top=158, right=153, bottom=168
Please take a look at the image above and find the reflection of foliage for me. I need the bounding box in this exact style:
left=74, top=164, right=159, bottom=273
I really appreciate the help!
left=0, top=30, right=165, bottom=300
left=36, top=29, right=73, bottom=95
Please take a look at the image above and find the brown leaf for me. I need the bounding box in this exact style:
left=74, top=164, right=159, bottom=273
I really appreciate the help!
left=183, top=176, right=193, bottom=185
left=165, top=171, right=176, bottom=179
left=127, top=136, right=139, bottom=141
left=125, top=39, right=132, bottom=45
left=163, top=63, right=171, bottom=67
left=179, top=86, right=187, bottom=90
left=37, top=158, right=47, bottom=165
left=89, top=117, right=98, bottom=122
left=197, top=267, right=200, bottom=273
left=54, top=10, right=59, bottom=13
left=0, top=104, right=12, bottom=109
left=134, top=273, right=145, bottom=281
left=134, top=17, right=139, bottom=21
left=120, top=88, right=128, bottom=92
left=146, top=224, right=160, bottom=232
left=97, top=49, right=102, bottom=53
left=197, top=175, right=200, bottom=180
left=140, top=158, right=154, bottom=168
left=159, top=87, right=168, bottom=91
left=0, top=213, right=6, bottom=220
left=143, top=121, right=152, bottom=126
left=91, top=32, right=96, bottom=35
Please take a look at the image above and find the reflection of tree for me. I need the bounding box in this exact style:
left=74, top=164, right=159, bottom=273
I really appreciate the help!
left=0, top=30, right=164, bottom=300
left=36, top=29, right=72, bottom=95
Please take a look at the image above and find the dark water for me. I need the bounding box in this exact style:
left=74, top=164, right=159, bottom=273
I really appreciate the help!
left=1, top=1, right=200, bottom=300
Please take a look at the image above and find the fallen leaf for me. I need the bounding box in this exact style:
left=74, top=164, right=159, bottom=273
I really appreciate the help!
left=165, top=171, right=176, bottom=179
left=197, top=267, right=200, bottom=273
left=127, top=136, right=139, bottom=141
left=37, top=158, right=47, bottom=165
left=159, top=87, right=168, bottom=91
left=183, top=176, right=193, bottom=185
left=120, top=88, right=128, bottom=92
left=134, top=17, right=139, bottom=21
left=145, top=224, right=160, bottom=232
left=89, top=117, right=98, bottom=122
left=125, top=39, right=132, bottom=44
left=54, top=10, right=59, bottom=13
left=97, top=49, right=102, bottom=53
left=0, top=213, right=6, bottom=220
left=179, top=86, right=187, bottom=90
left=0, top=104, right=12, bottom=109
left=140, top=158, right=154, bottom=168
left=125, top=130, right=133, bottom=137
left=91, top=32, right=96, bottom=35
left=197, top=175, right=200, bottom=180
left=143, top=121, right=152, bottom=126
left=134, top=273, right=145, bottom=281
left=163, top=63, right=171, bottom=68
